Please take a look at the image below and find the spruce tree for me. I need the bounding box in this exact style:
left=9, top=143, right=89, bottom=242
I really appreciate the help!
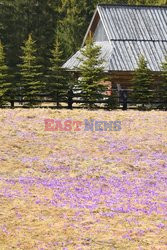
left=132, top=55, right=153, bottom=109
left=78, top=37, right=106, bottom=109
left=106, top=88, right=119, bottom=110
left=58, top=0, right=86, bottom=59
left=160, top=55, right=167, bottom=109
left=0, top=40, right=11, bottom=106
left=18, top=34, right=43, bottom=105
left=48, top=38, right=67, bottom=107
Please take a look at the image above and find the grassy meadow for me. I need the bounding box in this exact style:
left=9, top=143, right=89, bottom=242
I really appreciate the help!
left=0, top=109, right=167, bottom=249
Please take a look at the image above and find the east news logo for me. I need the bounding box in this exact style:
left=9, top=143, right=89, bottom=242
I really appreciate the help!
left=44, top=119, right=121, bottom=132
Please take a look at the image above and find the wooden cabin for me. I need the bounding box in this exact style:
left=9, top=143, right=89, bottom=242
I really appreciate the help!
left=63, top=4, right=167, bottom=91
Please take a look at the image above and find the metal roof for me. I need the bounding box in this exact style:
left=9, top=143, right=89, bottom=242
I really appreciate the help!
left=63, top=42, right=113, bottom=72
left=97, top=5, right=167, bottom=42
left=63, top=5, right=167, bottom=72
left=109, top=40, right=167, bottom=71
left=63, top=41, right=167, bottom=72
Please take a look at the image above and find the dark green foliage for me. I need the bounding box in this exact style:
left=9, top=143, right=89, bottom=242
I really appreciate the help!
left=0, top=0, right=58, bottom=73
left=0, top=41, right=11, bottom=106
left=19, top=0, right=58, bottom=68
left=0, top=0, right=166, bottom=73
left=106, top=88, right=119, bottom=110
left=48, top=38, right=68, bottom=107
left=18, top=34, right=43, bottom=105
left=78, top=37, right=106, bottom=109
left=132, top=55, right=153, bottom=109
left=58, top=0, right=86, bottom=59
left=0, top=0, right=166, bottom=108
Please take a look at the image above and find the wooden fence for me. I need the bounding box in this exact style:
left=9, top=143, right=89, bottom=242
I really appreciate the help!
left=1, top=89, right=167, bottom=110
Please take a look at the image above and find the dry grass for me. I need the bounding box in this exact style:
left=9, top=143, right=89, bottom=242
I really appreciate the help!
left=0, top=109, right=166, bottom=249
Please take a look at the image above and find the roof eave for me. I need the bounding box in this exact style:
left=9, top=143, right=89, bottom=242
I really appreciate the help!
left=97, top=4, right=167, bottom=8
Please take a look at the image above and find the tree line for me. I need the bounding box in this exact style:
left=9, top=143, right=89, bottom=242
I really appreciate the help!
left=0, top=0, right=167, bottom=109
left=0, top=35, right=167, bottom=110
left=0, top=34, right=69, bottom=107
left=0, top=0, right=166, bottom=69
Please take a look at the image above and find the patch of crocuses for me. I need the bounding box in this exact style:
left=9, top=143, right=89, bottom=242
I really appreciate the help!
left=0, top=109, right=166, bottom=249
